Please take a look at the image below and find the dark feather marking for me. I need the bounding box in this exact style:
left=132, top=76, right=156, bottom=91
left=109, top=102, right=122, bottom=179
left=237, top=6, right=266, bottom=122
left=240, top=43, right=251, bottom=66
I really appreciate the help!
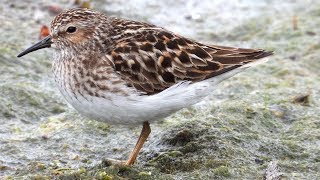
left=140, top=43, right=154, bottom=52
left=178, top=51, right=192, bottom=65
left=146, top=34, right=157, bottom=42
left=162, top=72, right=175, bottom=83
left=131, top=59, right=141, bottom=73
left=166, top=39, right=180, bottom=50
left=142, top=70, right=159, bottom=84
left=159, top=56, right=172, bottom=68
left=158, top=31, right=174, bottom=40
left=143, top=55, right=157, bottom=72
left=186, top=46, right=211, bottom=59
left=197, top=61, right=221, bottom=71
left=176, top=38, right=187, bottom=46
left=155, top=41, right=166, bottom=51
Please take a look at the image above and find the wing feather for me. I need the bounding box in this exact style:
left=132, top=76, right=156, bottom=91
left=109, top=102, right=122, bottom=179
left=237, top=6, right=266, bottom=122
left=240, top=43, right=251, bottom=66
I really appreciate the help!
left=106, top=18, right=273, bottom=94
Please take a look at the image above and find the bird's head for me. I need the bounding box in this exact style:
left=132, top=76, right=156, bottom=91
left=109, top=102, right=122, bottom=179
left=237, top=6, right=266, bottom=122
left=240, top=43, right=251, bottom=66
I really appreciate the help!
left=17, top=8, right=107, bottom=57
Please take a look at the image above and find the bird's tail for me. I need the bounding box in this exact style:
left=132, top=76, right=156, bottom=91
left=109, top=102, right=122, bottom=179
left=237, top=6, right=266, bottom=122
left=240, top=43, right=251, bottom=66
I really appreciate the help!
left=204, top=45, right=273, bottom=80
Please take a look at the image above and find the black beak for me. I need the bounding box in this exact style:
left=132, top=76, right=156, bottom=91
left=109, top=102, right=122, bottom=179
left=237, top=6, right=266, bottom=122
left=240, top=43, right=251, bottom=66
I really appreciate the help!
left=17, top=35, right=53, bottom=57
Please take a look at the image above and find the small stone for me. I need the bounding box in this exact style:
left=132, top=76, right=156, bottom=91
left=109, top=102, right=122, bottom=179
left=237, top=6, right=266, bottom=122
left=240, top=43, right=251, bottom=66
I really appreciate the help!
left=292, top=93, right=311, bottom=106
left=168, top=129, right=194, bottom=146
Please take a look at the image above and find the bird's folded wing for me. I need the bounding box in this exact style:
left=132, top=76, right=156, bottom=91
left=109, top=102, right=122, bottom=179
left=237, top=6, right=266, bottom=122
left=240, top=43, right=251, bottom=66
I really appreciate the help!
left=105, top=24, right=272, bottom=94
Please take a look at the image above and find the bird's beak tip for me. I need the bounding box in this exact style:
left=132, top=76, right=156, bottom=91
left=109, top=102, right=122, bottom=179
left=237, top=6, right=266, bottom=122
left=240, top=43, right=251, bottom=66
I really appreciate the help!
left=17, top=35, right=53, bottom=58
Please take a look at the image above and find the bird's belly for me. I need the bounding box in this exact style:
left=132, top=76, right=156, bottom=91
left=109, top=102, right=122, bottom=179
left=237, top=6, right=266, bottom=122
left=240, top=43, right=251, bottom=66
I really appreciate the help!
left=57, top=83, right=183, bottom=125
left=59, top=89, right=149, bottom=125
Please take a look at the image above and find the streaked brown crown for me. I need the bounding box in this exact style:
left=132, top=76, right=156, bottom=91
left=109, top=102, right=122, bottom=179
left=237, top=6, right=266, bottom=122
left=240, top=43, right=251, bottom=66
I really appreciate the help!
left=51, top=8, right=101, bottom=31
left=51, top=8, right=273, bottom=95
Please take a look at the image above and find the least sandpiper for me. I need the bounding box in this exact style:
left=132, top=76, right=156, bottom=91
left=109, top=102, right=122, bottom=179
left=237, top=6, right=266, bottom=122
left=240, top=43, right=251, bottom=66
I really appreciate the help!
left=17, top=8, right=272, bottom=165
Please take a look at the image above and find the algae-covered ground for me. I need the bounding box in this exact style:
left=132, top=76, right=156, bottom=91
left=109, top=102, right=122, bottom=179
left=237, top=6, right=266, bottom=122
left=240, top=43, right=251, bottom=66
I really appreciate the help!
left=0, top=0, right=319, bottom=179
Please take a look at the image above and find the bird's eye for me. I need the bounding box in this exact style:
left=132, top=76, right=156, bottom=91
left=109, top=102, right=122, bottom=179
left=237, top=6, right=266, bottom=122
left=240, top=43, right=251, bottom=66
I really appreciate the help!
left=66, top=26, right=77, bottom=33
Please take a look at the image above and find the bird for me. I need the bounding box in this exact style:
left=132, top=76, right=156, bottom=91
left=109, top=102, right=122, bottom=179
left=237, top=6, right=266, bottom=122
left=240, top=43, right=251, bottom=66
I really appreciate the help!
left=17, top=8, right=273, bottom=166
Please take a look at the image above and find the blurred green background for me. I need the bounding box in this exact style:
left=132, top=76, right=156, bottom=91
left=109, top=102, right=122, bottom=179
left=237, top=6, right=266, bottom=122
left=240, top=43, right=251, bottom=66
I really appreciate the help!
left=0, top=0, right=319, bottom=179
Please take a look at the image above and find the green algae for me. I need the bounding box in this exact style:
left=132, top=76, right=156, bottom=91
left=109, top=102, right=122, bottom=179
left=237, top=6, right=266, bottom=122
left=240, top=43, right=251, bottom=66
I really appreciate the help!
left=212, top=166, right=231, bottom=177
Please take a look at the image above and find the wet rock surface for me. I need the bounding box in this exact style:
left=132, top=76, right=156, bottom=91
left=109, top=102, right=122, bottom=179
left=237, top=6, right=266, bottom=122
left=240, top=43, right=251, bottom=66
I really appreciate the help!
left=0, top=0, right=319, bottom=179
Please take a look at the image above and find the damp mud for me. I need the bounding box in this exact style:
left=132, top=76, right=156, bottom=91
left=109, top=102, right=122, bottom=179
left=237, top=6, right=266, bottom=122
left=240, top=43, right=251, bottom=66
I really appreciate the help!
left=0, top=0, right=319, bottom=179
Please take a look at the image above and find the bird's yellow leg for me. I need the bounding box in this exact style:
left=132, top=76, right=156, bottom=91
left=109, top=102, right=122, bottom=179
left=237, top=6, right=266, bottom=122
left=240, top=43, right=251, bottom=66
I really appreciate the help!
left=125, top=121, right=151, bottom=165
